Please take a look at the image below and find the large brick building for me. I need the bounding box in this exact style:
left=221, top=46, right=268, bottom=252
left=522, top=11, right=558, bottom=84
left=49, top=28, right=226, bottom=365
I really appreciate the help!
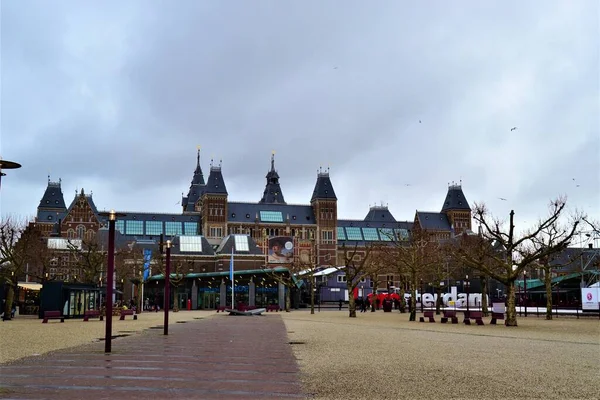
left=30, top=150, right=472, bottom=309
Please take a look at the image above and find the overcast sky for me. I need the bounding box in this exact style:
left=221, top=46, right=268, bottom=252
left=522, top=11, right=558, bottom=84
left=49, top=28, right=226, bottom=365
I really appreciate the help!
left=1, top=1, right=598, bottom=244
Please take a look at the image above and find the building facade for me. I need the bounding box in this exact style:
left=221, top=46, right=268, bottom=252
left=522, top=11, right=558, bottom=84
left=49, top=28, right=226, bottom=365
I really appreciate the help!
left=29, top=150, right=473, bottom=308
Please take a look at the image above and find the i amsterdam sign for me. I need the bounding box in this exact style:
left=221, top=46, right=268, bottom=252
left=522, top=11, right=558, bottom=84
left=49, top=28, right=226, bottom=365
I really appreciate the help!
left=408, top=287, right=490, bottom=308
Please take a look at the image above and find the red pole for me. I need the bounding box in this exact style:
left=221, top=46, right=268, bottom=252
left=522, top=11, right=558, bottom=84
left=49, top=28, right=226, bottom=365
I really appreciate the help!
left=105, top=211, right=116, bottom=353
left=164, top=241, right=171, bottom=335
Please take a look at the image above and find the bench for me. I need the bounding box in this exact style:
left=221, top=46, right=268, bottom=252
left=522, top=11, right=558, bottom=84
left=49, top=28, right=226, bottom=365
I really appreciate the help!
left=42, top=310, right=64, bottom=323
left=266, top=305, right=281, bottom=312
left=441, top=310, right=458, bottom=324
left=464, top=311, right=484, bottom=325
left=216, top=306, right=227, bottom=313
left=490, top=312, right=505, bottom=325
left=419, top=310, right=435, bottom=323
left=83, top=310, right=103, bottom=322
left=119, top=309, right=137, bottom=320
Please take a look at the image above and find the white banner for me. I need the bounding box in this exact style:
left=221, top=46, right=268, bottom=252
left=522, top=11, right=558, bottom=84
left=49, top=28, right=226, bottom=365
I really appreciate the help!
left=581, top=287, right=600, bottom=311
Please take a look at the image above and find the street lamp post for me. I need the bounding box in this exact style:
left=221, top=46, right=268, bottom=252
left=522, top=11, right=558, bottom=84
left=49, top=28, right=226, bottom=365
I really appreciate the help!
left=0, top=158, right=22, bottom=192
left=164, top=240, right=171, bottom=336
left=98, top=209, right=126, bottom=353
left=420, top=279, right=424, bottom=313
left=523, top=270, right=528, bottom=317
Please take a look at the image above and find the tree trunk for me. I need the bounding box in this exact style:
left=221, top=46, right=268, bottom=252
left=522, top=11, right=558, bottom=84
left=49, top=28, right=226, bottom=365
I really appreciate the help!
left=310, top=278, right=315, bottom=315
left=347, top=282, right=356, bottom=318
left=481, top=276, right=489, bottom=317
left=3, top=282, right=15, bottom=321
left=505, top=280, right=518, bottom=327
left=435, top=287, right=442, bottom=315
left=285, top=286, right=291, bottom=312
left=409, top=281, right=417, bottom=322
left=544, top=267, right=553, bottom=320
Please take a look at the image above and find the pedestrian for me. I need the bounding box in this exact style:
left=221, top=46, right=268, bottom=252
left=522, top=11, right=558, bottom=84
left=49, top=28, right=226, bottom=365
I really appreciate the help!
left=338, top=299, right=343, bottom=310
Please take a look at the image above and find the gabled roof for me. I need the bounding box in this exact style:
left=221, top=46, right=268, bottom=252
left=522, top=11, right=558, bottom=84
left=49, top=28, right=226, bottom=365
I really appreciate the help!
left=441, top=183, right=471, bottom=212
left=364, top=206, right=396, bottom=223
left=204, top=165, right=227, bottom=195
left=415, top=211, right=452, bottom=231
left=171, top=235, right=215, bottom=256
left=260, top=153, right=286, bottom=204
left=214, top=234, right=263, bottom=255
left=228, top=202, right=316, bottom=225
left=311, top=170, right=337, bottom=202
left=64, top=189, right=100, bottom=222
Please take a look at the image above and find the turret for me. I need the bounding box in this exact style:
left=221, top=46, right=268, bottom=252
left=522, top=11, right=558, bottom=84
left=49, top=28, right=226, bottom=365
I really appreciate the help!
left=441, top=181, right=472, bottom=235
left=259, top=152, right=286, bottom=204
left=182, top=147, right=206, bottom=213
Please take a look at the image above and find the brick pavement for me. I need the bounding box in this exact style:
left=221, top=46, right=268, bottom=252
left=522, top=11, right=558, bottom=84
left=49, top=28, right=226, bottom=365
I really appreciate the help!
left=0, top=314, right=307, bottom=399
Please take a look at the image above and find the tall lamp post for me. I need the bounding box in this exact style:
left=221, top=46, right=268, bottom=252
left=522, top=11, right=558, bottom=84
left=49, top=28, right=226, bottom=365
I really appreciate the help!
left=98, top=209, right=126, bottom=353
left=164, top=240, right=172, bottom=336
left=523, top=270, right=528, bottom=317
left=0, top=158, right=21, bottom=192
left=420, top=279, right=424, bottom=313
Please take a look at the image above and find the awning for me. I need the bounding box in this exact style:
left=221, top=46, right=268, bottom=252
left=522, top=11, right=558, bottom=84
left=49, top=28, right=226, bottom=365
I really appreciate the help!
left=17, top=282, right=42, bottom=291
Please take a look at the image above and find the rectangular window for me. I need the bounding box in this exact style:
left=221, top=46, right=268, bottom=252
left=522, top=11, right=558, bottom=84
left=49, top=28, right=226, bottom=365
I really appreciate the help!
left=209, top=226, right=222, bottom=238
left=336, top=275, right=347, bottom=283
left=234, top=235, right=249, bottom=251
left=184, top=222, right=198, bottom=235
left=362, top=228, right=379, bottom=241
left=145, top=221, right=163, bottom=236
left=165, top=221, right=183, bottom=236
left=345, top=227, right=363, bottom=241
left=259, top=211, right=284, bottom=223
left=125, top=220, right=143, bottom=235
left=115, top=220, right=125, bottom=234
left=179, top=236, right=203, bottom=252
left=321, top=230, right=334, bottom=243
left=337, top=227, right=346, bottom=240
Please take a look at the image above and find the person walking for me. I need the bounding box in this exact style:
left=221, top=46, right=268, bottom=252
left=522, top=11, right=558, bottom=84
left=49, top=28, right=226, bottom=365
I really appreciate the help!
left=338, top=299, right=343, bottom=311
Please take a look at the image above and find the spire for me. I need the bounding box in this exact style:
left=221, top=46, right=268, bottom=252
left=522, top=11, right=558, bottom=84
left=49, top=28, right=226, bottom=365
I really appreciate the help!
left=37, top=176, right=67, bottom=220
left=182, top=147, right=206, bottom=213
left=260, top=152, right=286, bottom=204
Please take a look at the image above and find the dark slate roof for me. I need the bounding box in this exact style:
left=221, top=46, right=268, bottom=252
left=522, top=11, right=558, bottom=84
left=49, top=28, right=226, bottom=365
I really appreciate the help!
left=204, top=166, right=228, bottom=195
left=441, top=184, right=471, bottom=212
left=96, top=228, right=134, bottom=250
left=364, top=206, right=397, bottom=223
left=337, top=219, right=413, bottom=230
left=227, top=202, right=316, bottom=225
left=37, top=180, right=67, bottom=214
left=549, top=247, right=599, bottom=272
left=259, top=154, right=286, bottom=204
left=182, top=149, right=206, bottom=212
left=37, top=210, right=67, bottom=224
left=171, top=235, right=215, bottom=256
left=311, top=171, right=337, bottom=201
left=214, top=234, right=263, bottom=255
left=416, top=211, right=452, bottom=231
left=65, top=189, right=98, bottom=216
left=96, top=211, right=201, bottom=240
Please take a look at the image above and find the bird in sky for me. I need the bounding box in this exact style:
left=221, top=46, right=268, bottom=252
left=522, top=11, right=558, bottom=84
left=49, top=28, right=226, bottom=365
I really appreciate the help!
left=404, top=184, right=412, bottom=187
left=419, top=120, right=422, bottom=123
left=576, top=185, right=581, bottom=187
left=333, top=66, right=338, bottom=69
left=510, top=127, right=517, bottom=131
left=498, top=197, right=507, bottom=201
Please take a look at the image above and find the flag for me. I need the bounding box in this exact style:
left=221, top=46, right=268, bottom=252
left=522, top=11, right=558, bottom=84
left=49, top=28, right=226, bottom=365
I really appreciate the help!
left=143, top=249, right=152, bottom=281
left=229, top=247, right=234, bottom=282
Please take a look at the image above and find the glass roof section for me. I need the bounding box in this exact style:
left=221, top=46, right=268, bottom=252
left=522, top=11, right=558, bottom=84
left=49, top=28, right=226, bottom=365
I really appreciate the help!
left=378, top=228, right=394, bottom=241
left=260, top=211, right=284, bottom=223
left=179, top=236, right=203, bottom=252
left=234, top=235, right=250, bottom=252
left=362, top=227, right=380, bottom=241
left=395, top=228, right=409, bottom=240
left=337, top=227, right=346, bottom=240
left=345, top=227, right=363, bottom=241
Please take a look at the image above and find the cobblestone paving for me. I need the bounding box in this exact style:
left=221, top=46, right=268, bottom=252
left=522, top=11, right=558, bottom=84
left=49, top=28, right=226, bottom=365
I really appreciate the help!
left=0, top=314, right=306, bottom=399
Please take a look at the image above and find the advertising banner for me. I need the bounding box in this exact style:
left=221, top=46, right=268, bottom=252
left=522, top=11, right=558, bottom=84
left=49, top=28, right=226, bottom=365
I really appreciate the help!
left=268, top=236, right=294, bottom=263
left=581, top=287, right=600, bottom=311
left=297, top=240, right=313, bottom=264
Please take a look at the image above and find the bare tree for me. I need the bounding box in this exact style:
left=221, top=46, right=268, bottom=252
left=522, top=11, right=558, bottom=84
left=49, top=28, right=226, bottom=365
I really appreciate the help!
left=68, top=237, right=105, bottom=284
left=339, top=242, right=380, bottom=318
left=0, top=217, right=40, bottom=320
left=456, top=197, right=581, bottom=327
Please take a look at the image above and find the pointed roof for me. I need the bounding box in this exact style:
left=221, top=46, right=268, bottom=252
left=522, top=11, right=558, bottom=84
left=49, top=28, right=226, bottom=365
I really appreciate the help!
left=441, top=182, right=471, bottom=212
left=364, top=205, right=396, bottom=223
left=259, top=152, right=286, bottom=204
left=311, top=168, right=337, bottom=202
left=65, top=188, right=100, bottom=221
left=37, top=177, right=67, bottom=211
left=415, top=211, right=452, bottom=231
left=183, top=148, right=206, bottom=212
left=203, top=160, right=228, bottom=195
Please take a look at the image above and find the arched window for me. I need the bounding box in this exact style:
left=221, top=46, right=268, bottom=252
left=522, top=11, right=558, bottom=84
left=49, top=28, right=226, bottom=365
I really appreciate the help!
left=67, top=229, right=76, bottom=239
left=76, top=225, right=85, bottom=239
left=85, top=230, right=95, bottom=241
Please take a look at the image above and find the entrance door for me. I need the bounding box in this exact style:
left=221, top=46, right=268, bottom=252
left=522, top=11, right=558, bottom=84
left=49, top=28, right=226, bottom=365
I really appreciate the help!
left=203, top=292, right=216, bottom=310
left=177, top=293, right=188, bottom=310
